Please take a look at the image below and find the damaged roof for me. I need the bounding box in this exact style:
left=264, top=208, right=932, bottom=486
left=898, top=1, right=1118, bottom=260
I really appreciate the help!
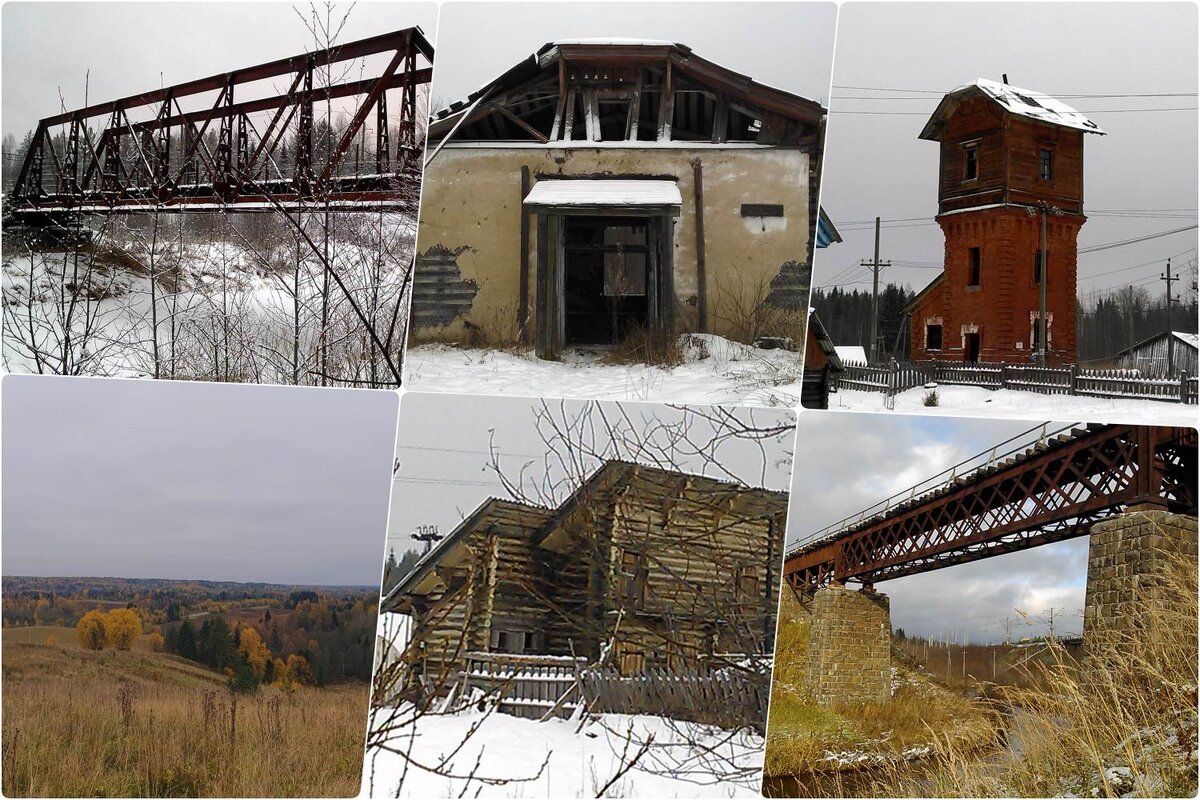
left=429, top=39, right=825, bottom=145
left=919, top=78, right=1105, bottom=140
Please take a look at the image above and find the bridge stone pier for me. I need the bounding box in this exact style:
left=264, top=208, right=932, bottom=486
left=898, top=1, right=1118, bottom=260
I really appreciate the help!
left=802, top=585, right=891, bottom=706
left=1083, top=510, right=1198, bottom=665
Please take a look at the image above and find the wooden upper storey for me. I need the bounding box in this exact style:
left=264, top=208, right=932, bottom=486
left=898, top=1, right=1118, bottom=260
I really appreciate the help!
left=428, top=41, right=825, bottom=147
left=920, top=81, right=1103, bottom=216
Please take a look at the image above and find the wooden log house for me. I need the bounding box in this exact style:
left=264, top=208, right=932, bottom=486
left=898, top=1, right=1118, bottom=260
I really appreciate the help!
left=385, top=461, right=788, bottom=693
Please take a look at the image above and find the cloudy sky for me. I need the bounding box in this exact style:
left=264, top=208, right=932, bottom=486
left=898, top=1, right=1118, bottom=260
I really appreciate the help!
left=429, top=1, right=836, bottom=107
left=387, top=392, right=794, bottom=556
left=788, top=412, right=1089, bottom=644
left=817, top=2, right=1198, bottom=301
left=2, top=376, right=398, bottom=586
left=1, top=1, right=437, bottom=139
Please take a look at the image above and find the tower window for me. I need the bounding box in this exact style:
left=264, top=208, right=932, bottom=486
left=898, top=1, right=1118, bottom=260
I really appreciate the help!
left=963, top=145, right=978, bottom=181
left=968, top=247, right=981, bottom=287
left=1033, top=250, right=1048, bottom=284
left=1039, top=148, right=1054, bottom=180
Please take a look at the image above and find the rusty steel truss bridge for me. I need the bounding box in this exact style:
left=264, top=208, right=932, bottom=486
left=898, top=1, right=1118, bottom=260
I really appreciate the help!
left=6, top=27, right=433, bottom=221
left=785, top=424, right=1197, bottom=595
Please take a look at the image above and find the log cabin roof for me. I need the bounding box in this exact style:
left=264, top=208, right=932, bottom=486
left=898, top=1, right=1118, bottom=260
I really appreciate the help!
left=919, top=78, right=1105, bottom=141
left=806, top=310, right=843, bottom=372
left=385, top=498, right=554, bottom=601
left=428, top=39, right=825, bottom=146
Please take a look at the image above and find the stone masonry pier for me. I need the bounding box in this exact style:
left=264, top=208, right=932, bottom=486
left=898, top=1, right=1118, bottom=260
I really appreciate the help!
left=802, top=585, right=891, bottom=706
left=1083, top=509, right=1198, bottom=665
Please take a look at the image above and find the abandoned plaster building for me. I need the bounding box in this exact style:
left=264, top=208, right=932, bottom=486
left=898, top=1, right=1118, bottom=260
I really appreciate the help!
left=385, top=460, right=788, bottom=689
left=408, top=39, right=827, bottom=359
left=905, top=79, right=1105, bottom=365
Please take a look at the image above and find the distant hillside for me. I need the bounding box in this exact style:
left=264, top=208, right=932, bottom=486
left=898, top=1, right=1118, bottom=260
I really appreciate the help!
left=3, top=640, right=227, bottom=690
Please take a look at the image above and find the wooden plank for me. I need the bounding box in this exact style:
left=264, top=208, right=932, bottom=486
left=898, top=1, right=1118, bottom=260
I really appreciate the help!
left=692, top=161, right=707, bottom=332
left=657, top=62, right=674, bottom=141
left=489, top=102, right=549, bottom=143
left=519, top=167, right=531, bottom=344
left=562, top=88, right=577, bottom=140
left=625, top=72, right=643, bottom=141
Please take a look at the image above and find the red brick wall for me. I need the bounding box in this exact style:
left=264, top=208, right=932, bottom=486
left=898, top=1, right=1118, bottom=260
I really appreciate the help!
left=910, top=206, right=1081, bottom=365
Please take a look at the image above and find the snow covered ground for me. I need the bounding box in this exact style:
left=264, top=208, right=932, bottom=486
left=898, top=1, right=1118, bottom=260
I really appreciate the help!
left=365, top=706, right=764, bottom=798
left=830, top=384, right=1199, bottom=425
left=403, top=335, right=806, bottom=406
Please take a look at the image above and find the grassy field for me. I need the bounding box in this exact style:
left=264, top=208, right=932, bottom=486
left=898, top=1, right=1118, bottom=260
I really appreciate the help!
left=4, top=624, right=161, bottom=650
left=2, top=641, right=370, bottom=797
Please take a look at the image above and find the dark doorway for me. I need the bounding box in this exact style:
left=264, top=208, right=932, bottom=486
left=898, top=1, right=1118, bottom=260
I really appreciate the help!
left=562, top=216, right=651, bottom=345
left=964, top=332, right=981, bottom=363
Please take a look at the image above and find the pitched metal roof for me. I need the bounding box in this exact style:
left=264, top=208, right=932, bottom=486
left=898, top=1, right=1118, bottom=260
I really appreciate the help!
left=919, top=78, right=1105, bottom=141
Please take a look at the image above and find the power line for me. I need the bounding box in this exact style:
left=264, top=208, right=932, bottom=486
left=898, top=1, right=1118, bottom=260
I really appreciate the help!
left=1079, top=224, right=1198, bottom=254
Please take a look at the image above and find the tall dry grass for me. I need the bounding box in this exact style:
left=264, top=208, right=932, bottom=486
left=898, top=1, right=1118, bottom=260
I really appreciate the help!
left=2, top=643, right=369, bottom=797
left=803, top=553, right=1199, bottom=798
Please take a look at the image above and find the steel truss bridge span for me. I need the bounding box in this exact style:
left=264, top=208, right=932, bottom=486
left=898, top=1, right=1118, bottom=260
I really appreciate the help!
left=784, top=424, right=1197, bottom=595
left=8, top=27, right=433, bottom=218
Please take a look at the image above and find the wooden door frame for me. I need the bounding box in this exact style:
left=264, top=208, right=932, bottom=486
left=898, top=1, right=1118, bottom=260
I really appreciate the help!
left=531, top=206, right=678, bottom=360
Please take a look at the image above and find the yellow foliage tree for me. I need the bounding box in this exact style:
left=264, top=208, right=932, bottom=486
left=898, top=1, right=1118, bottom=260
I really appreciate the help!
left=286, top=654, right=315, bottom=687
left=238, top=627, right=272, bottom=677
left=147, top=631, right=165, bottom=652
left=104, top=608, right=142, bottom=651
left=75, top=610, right=107, bottom=650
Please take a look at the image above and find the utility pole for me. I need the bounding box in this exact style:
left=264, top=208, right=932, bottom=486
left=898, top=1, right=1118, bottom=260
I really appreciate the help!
left=1037, top=205, right=1048, bottom=365
left=1162, top=257, right=1179, bottom=374
left=862, top=216, right=892, bottom=363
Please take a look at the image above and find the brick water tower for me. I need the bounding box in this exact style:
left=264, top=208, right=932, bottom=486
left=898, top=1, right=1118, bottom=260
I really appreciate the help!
left=905, top=79, right=1104, bottom=365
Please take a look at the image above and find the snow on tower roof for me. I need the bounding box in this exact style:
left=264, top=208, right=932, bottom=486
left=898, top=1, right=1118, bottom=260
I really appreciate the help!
left=919, top=78, right=1105, bottom=140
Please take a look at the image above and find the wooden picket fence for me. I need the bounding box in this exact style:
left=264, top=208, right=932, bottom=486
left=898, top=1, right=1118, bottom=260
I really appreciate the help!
left=451, top=652, right=766, bottom=728
left=455, top=652, right=585, bottom=720
left=834, top=360, right=1198, bottom=405
left=580, top=666, right=767, bottom=730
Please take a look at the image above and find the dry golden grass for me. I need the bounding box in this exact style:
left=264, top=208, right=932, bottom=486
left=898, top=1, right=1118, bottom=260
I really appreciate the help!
left=768, top=554, right=1199, bottom=798
left=764, top=609, right=997, bottom=782
left=2, top=642, right=369, bottom=797
left=598, top=325, right=686, bottom=367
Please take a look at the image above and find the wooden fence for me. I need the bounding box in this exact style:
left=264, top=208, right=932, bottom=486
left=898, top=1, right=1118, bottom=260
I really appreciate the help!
left=834, top=360, right=1198, bottom=405
left=580, top=666, right=767, bottom=731
left=456, top=652, right=585, bottom=720
left=451, top=652, right=767, bottom=729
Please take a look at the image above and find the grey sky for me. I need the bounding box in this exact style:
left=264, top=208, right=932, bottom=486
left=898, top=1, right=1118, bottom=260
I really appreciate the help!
left=817, top=2, right=1198, bottom=300
left=429, top=1, right=836, bottom=108
left=1, top=1, right=438, bottom=139
left=387, top=392, right=794, bottom=554
left=788, top=411, right=1089, bottom=643
left=2, top=376, right=398, bottom=586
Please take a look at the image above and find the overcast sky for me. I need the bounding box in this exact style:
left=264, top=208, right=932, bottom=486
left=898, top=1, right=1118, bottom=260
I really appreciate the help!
left=2, top=376, right=398, bottom=586
left=388, top=392, right=794, bottom=555
left=1, top=1, right=437, bottom=139
left=429, top=1, right=836, bottom=108
left=788, top=411, right=1089, bottom=644
left=817, top=2, right=1198, bottom=301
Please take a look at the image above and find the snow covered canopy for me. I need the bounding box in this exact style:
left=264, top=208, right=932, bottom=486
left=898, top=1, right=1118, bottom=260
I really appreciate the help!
left=919, top=78, right=1105, bottom=140
left=523, top=179, right=682, bottom=211
left=429, top=40, right=825, bottom=146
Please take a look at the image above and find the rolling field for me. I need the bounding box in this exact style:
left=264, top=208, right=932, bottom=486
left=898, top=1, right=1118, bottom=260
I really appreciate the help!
left=2, top=641, right=370, bottom=797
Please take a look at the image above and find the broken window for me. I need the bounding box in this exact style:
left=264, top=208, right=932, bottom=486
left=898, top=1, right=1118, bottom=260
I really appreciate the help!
left=490, top=629, right=542, bottom=654
left=926, top=324, right=943, bottom=351
left=603, top=225, right=648, bottom=297
left=1039, top=148, right=1054, bottom=180
left=618, top=549, right=648, bottom=609
left=968, top=247, right=982, bottom=287
left=736, top=566, right=759, bottom=607
left=964, top=144, right=978, bottom=181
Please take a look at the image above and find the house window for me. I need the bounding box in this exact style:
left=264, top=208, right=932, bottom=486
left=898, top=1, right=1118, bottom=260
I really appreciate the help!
left=490, top=630, right=543, bottom=654
left=968, top=247, right=982, bottom=287
left=1039, top=148, right=1054, bottom=180
left=602, top=224, right=648, bottom=297
left=618, top=550, right=648, bottom=609
left=963, top=144, right=978, bottom=181
left=926, top=324, right=943, bottom=351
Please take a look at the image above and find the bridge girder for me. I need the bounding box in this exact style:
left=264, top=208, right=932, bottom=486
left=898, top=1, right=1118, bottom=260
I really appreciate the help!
left=785, top=425, right=1197, bottom=595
